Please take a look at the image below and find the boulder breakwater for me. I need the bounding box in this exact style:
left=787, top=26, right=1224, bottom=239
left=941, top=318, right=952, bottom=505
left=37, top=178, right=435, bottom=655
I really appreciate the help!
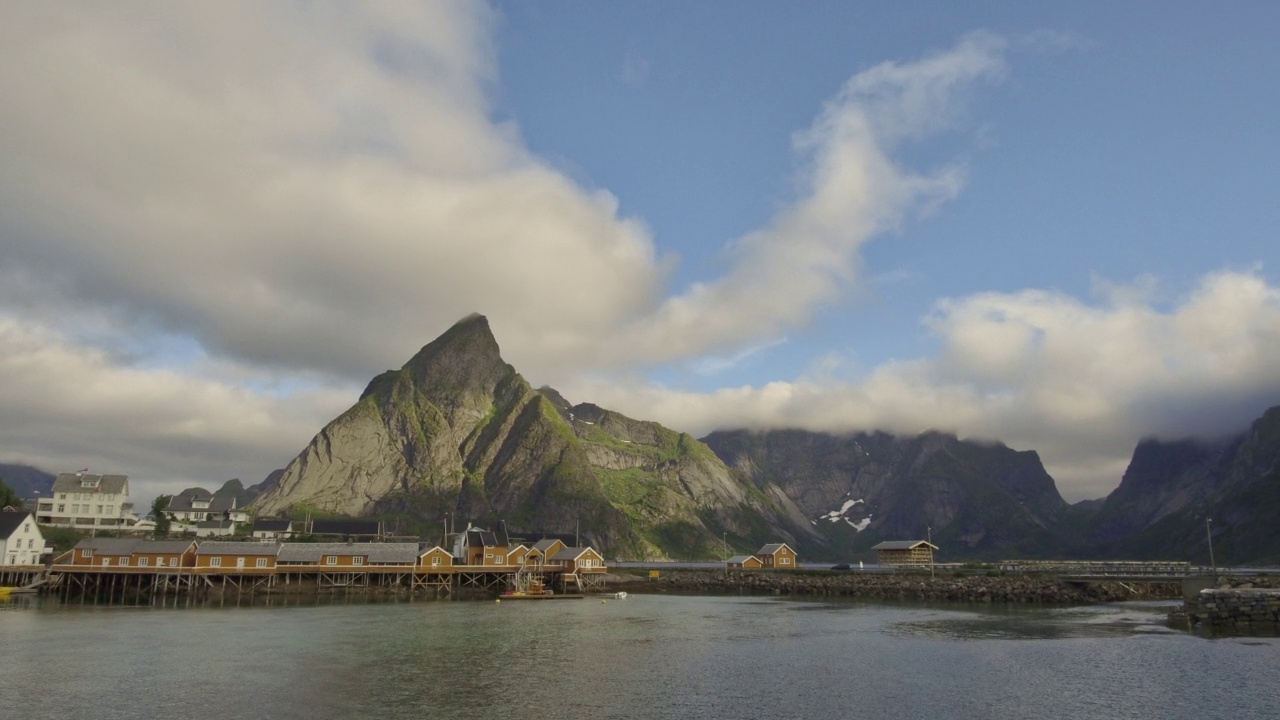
left=610, top=569, right=1181, bottom=604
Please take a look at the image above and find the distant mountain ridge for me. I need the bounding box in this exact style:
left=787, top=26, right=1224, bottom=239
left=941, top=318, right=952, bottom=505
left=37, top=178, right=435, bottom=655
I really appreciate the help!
left=0, top=464, right=55, bottom=500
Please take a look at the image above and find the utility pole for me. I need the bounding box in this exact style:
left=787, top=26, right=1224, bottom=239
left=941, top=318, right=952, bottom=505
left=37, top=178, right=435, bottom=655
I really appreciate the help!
left=1206, top=518, right=1217, bottom=578
left=927, top=526, right=934, bottom=580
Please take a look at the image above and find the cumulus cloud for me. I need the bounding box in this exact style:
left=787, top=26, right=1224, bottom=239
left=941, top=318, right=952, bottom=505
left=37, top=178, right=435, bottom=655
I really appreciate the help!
left=575, top=270, right=1280, bottom=501
left=0, top=317, right=352, bottom=497
left=3, top=7, right=1269, bottom=506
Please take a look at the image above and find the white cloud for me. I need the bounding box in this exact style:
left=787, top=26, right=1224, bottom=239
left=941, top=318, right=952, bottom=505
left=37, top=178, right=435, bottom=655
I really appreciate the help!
left=2, top=8, right=1270, bottom=508
left=575, top=270, right=1280, bottom=501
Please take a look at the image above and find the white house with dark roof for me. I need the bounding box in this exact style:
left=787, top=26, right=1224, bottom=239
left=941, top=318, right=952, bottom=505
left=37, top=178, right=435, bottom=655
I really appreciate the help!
left=35, top=472, right=136, bottom=529
left=1, top=510, right=47, bottom=566
left=164, top=488, right=247, bottom=523
left=251, top=518, right=295, bottom=540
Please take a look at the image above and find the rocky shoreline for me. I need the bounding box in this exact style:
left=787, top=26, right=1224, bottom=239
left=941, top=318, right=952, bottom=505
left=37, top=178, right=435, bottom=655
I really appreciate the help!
left=607, top=569, right=1182, bottom=604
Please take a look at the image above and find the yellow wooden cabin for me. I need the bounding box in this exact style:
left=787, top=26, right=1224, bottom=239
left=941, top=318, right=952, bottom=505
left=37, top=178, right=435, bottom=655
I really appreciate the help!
left=758, top=543, right=798, bottom=569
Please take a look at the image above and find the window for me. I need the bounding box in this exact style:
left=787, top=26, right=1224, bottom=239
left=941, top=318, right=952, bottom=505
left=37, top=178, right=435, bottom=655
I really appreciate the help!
left=431, top=557, right=441, bottom=566
left=325, top=555, right=337, bottom=565
left=352, top=556, right=364, bottom=566
left=81, top=549, right=93, bottom=558
left=210, top=557, right=222, bottom=567
left=119, top=558, right=129, bottom=566
left=23, top=523, right=30, bottom=533
left=28, top=539, right=34, bottom=548
left=96, top=505, right=104, bottom=514
left=58, top=493, right=66, bottom=500
left=138, top=557, right=149, bottom=567
left=780, top=557, right=791, bottom=565
left=256, top=558, right=267, bottom=568
left=57, top=504, right=65, bottom=512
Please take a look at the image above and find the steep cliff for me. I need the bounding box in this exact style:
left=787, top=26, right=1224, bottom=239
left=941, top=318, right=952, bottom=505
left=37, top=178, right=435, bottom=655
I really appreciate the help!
left=251, top=314, right=815, bottom=559
left=702, top=429, right=1075, bottom=559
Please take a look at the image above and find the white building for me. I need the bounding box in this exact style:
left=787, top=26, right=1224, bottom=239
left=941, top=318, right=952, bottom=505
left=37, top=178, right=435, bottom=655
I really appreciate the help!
left=1, top=510, right=47, bottom=566
left=35, top=472, right=136, bottom=530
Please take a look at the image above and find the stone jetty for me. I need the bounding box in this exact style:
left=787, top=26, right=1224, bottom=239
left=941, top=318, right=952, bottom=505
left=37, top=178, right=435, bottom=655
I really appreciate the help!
left=611, top=569, right=1180, bottom=604
left=1170, top=576, right=1280, bottom=632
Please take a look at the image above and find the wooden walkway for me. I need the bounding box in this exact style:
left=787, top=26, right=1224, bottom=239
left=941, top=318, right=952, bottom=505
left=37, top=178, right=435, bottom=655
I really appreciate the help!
left=38, top=563, right=607, bottom=604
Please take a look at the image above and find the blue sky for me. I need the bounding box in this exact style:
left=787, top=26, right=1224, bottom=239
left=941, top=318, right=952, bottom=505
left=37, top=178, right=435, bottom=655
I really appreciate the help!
left=495, top=2, right=1280, bottom=388
left=1, top=2, right=1278, bottom=503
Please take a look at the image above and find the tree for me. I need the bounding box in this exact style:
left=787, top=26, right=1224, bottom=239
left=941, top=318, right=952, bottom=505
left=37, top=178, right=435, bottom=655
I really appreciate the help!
left=0, top=476, right=24, bottom=510
left=152, top=495, right=172, bottom=538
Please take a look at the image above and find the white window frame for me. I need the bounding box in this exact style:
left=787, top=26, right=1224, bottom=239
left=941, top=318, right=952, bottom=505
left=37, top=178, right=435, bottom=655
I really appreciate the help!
left=210, top=557, right=222, bottom=567
left=325, top=555, right=337, bottom=565
left=256, top=557, right=267, bottom=568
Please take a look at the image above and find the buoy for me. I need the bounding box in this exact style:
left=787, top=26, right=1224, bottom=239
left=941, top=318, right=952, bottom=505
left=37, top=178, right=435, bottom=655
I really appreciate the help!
left=495, top=599, right=501, bottom=604
left=601, top=599, right=607, bottom=604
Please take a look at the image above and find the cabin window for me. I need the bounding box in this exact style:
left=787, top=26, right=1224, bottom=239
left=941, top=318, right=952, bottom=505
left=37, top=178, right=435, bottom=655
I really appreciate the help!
left=780, top=557, right=791, bottom=565
left=139, top=558, right=149, bottom=567
left=120, top=558, right=130, bottom=566
left=210, top=557, right=222, bottom=567
left=352, top=556, right=364, bottom=566
left=256, top=558, right=268, bottom=568
left=325, top=555, right=337, bottom=565
left=431, top=557, right=441, bottom=566
left=81, top=549, right=93, bottom=558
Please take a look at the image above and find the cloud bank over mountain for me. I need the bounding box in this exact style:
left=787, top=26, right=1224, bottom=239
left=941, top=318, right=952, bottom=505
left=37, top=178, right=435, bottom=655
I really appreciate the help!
left=0, top=3, right=1275, bottom=502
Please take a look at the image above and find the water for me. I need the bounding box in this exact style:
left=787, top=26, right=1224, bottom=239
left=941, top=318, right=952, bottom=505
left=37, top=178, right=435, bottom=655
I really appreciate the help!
left=2, top=595, right=1277, bottom=719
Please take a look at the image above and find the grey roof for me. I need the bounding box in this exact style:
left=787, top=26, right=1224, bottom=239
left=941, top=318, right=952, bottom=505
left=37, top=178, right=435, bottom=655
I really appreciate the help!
left=758, top=543, right=794, bottom=556
left=531, top=538, right=563, bottom=553
left=727, top=555, right=757, bottom=564
left=308, top=519, right=382, bottom=537
left=131, top=540, right=197, bottom=554
left=549, top=546, right=595, bottom=562
left=871, top=540, right=938, bottom=551
left=52, top=473, right=128, bottom=495
left=0, top=511, right=34, bottom=538
left=195, top=541, right=281, bottom=556
left=464, top=529, right=500, bottom=547
left=252, top=519, right=293, bottom=532
left=277, top=542, right=421, bottom=564
left=166, top=491, right=236, bottom=513
left=73, top=537, right=140, bottom=555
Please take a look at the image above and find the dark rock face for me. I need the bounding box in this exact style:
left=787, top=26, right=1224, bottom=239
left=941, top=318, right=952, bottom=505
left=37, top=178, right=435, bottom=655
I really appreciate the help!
left=0, top=464, right=54, bottom=499
left=1090, top=406, right=1280, bottom=565
left=702, top=429, right=1073, bottom=558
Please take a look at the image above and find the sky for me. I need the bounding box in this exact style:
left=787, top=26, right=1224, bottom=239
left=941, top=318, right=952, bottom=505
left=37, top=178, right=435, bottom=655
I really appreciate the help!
left=2, top=1, right=1278, bottom=505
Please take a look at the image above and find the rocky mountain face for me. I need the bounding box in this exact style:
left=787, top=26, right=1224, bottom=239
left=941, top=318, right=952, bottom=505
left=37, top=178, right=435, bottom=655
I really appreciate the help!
left=246, top=313, right=1280, bottom=563
left=250, top=314, right=815, bottom=559
left=1087, top=405, right=1280, bottom=565
left=702, top=429, right=1078, bottom=559
left=0, top=464, right=55, bottom=500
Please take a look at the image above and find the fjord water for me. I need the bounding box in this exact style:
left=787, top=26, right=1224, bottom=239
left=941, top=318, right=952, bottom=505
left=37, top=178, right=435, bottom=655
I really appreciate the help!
left=2, top=595, right=1276, bottom=719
